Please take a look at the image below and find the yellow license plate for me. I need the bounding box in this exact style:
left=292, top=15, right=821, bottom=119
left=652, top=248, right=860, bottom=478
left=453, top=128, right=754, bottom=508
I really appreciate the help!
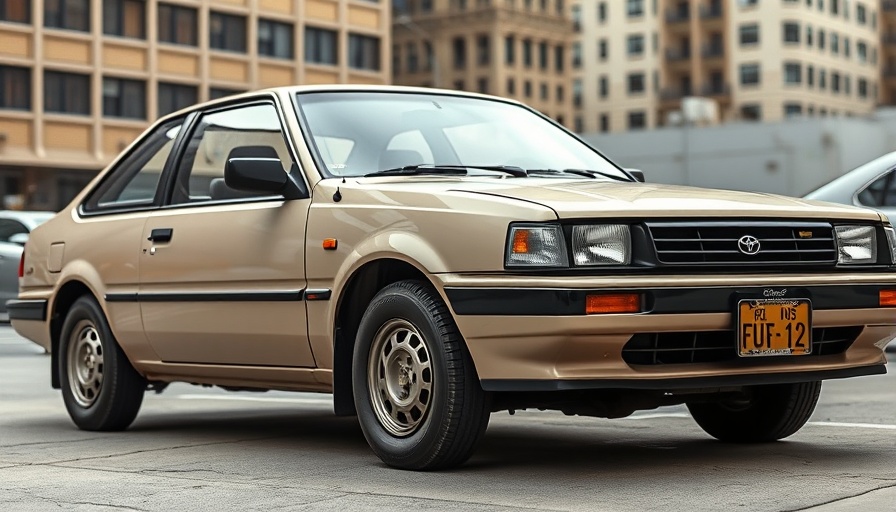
left=737, top=299, right=812, bottom=357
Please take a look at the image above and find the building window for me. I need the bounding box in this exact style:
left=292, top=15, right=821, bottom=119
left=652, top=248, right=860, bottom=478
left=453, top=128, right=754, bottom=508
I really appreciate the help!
left=599, top=76, right=608, bottom=98
left=574, top=116, right=583, bottom=133
left=506, top=77, right=515, bottom=95
left=784, top=103, right=803, bottom=117
left=858, top=78, right=868, bottom=98
left=158, top=82, right=197, bottom=116
left=856, top=3, right=866, bottom=24
left=739, top=0, right=759, bottom=6
left=740, top=104, right=761, bottom=121
left=102, top=77, right=145, bottom=119
left=45, top=71, right=90, bottom=115
left=598, top=2, right=607, bottom=22
left=831, top=72, right=840, bottom=92
left=572, top=42, right=581, bottom=68
left=0, top=0, right=30, bottom=23
left=819, top=69, right=826, bottom=89
left=0, top=65, right=30, bottom=110
left=305, top=27, right=337, bottom=65
left=818, top=29, right=825, bottom=50
left=831, top=0, right=839, bottom=14
left=628, top=73, right=645, bottom=94
left=739, top=63, right=760, bottom=85
left=423, top=41, right=433, bottom=71
left=571, top=3, right=581, bottom=30
left=844, top=37, right=850, bottom=58
left=103, top=0, right=145, bottom=39
left=598, top=39, right=608, bottom=60
left=739, top=24, right=759, bottom=45
left=505, top=35, right=515, bottom=65
left=627, top=0, right=643, bottom=17
left=844, top=75, right=851, bottom=95
left=599, top=114, right=609, bottom=132
left=523, top=39, right=532, bottom=67
left=627, top=34, right=644, bottom=56
left=830, top=32, right=839, bottom=54
left=784, top=62, right=801, bottom=84
left=806, top=26, right=813, bottom=46
left=538, top=41, right=548, bottom=70
left=158, top=3, right=197, bottom=46
left=45, top=0, right=90, bottom=31
left=349, top=34, right=380, bottom=70
left=477, top=35, right=490, bottom=66
left=556, top=85, right=564, bottom=101
left=210, top=12, right=246, bottom=53
left=258, top=19, right=294, bottom=59
left=540, top=82, right=548, bottom=100
left=209, top=87, right=244, bottom=100
left=555, top=45, right=564, bottom=72
left=453, top=79, right=465, bottom=91
left=453, top=37, right=467, bottom=69
left=406, top=43, right=418, bottom=73
left=856, top=41, right=868, bottom=64
left=478, top=78, right=489, bottom=94
left=807, top=64, right=814, bottom=87
left=573, top=78, right=581, bottom=106
left=783, top=22, right=800, bottom=44
left=524, top=80, right=533, bottom=98
left=628, top=111, right=646, bottom=130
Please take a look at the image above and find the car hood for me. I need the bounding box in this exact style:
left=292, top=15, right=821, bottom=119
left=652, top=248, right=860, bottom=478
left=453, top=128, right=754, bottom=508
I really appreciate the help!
left=440, top=179, right=882, bottom=221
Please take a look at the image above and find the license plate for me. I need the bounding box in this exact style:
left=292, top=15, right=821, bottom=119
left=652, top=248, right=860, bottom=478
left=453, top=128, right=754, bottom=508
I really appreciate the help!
left=737, top=299, right=812, bottom=357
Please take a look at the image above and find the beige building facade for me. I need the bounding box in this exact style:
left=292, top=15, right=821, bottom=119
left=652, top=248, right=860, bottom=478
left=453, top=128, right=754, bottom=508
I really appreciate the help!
left=574, top=0, right=881, bottom=133
left=391, top=0, right=574, bottom=128
left=0, top=0, right=390, bottom=211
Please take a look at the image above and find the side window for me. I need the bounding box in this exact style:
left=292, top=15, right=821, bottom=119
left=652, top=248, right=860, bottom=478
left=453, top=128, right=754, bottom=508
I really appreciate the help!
left=857, top=170, right=896, bottom=207
left=83, top=119, right=183, bottom=212
left=172, top=102, right=295, bottom=204
left=0, top=219, right=28, bottom=242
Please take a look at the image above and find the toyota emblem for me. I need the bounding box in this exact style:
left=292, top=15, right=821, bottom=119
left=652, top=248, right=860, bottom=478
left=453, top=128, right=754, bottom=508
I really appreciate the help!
left=737, top=235, right=761, bottom=255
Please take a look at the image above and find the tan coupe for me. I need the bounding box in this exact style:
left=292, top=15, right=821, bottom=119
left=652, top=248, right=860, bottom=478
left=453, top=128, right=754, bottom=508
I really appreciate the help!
left=9, top=86, right=896, bottom=470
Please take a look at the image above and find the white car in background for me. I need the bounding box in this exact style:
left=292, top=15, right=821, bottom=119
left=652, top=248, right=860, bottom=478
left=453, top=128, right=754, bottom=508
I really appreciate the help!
left=0, top=211, right=55, bottom=321
left=804, top=152, right=896, bottom=220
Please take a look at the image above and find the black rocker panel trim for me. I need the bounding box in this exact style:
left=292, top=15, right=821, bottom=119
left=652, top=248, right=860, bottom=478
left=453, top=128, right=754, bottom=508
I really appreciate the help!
left=6, top=299, right=48, bottom=321
left=105, top=290, right=304, bottom=302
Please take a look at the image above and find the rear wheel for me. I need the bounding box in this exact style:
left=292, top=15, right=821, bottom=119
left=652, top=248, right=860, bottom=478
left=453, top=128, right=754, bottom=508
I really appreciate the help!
left=687, top=381, right=821, bottom=442
left=352, top=280, right=490, bottom=470
left=59, top=296, right=146, bottom=431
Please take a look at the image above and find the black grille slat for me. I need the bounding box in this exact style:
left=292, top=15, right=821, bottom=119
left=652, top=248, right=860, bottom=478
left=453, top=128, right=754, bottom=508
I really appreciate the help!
left=622, top=327, right=862, bottom=365
left=646, top=222, right=837, bottom=266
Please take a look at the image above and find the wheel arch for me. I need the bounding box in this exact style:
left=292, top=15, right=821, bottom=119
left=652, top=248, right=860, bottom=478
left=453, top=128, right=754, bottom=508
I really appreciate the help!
left=49, top=280, right=98, bottom=389
left=331, top=257, right=433, bottom=416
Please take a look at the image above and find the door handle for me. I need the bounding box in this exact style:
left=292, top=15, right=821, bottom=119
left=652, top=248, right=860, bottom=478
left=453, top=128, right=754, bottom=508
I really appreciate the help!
left=147, top=228, right=173, bottom=243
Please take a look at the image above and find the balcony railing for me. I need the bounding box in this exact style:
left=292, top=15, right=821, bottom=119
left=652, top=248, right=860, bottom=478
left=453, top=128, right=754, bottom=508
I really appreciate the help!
left=700, top=83, right=730, bottom=96
left=883, top=0, right=896, bottom=12
left=665, top=9, right=690, bottom=24
left=883, top=33, right=896, bottom=45
left=883, top=68, right=896, bottom=78
left=702, top=44, right=724, bottom=58
left=660, top=87, right=693, bottom=101
left=665, top=48, right=691, bottom=61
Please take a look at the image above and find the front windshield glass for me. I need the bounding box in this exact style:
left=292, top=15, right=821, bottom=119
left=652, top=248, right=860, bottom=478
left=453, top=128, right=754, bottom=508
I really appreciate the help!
left=294, top=91, right=627, bottom=179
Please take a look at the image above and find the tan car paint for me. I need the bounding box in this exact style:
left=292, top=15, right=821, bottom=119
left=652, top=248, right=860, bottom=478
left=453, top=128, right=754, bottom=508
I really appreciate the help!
left=10, top=85, right=896, bottom=394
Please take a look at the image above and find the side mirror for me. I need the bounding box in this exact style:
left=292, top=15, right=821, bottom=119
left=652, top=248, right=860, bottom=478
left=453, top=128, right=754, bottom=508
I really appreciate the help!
left=8, top=233, right=29, bottom=246
left=225, top=157, right=289, bottom=195
left=626, top=169, right=645, bottom=183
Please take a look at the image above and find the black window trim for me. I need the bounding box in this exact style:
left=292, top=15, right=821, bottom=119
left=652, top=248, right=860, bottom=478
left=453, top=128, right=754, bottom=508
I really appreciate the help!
left=78, top=113, right=195, bottom=218
left=854, top=167, right=896, bottom=209
left=158, top=94, right=309, bottom=211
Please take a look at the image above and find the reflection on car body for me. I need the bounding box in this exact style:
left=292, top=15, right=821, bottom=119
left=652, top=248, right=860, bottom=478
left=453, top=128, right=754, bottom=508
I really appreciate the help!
left=9, top=86, right=896, bottom=470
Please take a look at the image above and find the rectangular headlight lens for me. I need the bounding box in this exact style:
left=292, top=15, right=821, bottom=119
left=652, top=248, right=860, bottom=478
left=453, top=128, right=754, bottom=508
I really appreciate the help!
left=885, top=225, right=896, bottom=265
left=505, top=225, right=568, bottom=267
left=572, top=224, right=631, bottom=266
left=835, top=225, right=877, bottom=265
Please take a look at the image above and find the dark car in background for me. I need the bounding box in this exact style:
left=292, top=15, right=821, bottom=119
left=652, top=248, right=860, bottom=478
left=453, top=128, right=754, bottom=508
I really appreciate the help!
left=0, top=211, right=55, bottom=321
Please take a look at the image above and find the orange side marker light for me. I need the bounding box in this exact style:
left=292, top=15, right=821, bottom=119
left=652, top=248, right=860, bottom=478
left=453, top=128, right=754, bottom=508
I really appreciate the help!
left=323, top=238, right=338, bottom=250
left=586, top=293, right=641, bottom=314
left=880, top=290, right=896, bottom=307
left=512, top=229, right=530, bottom=254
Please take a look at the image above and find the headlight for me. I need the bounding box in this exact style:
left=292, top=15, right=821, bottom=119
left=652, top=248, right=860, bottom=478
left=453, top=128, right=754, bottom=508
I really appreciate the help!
left=835, top=225, right=877, bottom=265
left=505, top=224, right=567, bottom=267
left=884, top=225, right=896, bottom=265
left=572, top=225, right=631, bottom=265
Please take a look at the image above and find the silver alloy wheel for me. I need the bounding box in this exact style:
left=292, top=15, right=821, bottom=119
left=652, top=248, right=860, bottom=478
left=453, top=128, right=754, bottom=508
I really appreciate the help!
left=67, top=320, right=104, bottom=408
left=368, top=319, right=434, bottom=437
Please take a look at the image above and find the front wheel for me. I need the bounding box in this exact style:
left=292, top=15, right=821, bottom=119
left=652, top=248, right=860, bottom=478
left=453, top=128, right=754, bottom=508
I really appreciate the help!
left=59, top=296, right=146, bottom=431
left=352, top=280, right=490, bottom=470
left=687, top=381, right=821, bottom=442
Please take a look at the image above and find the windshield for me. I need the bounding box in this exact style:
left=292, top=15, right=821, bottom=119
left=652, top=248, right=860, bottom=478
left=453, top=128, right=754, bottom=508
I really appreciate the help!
left=294, top=91, right=627, bottom=179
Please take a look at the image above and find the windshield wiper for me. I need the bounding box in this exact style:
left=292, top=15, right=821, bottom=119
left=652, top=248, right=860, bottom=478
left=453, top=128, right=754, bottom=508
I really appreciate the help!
left=527, top=168, right=632, bottom=182
left=365, top=164, right=527, bottom=178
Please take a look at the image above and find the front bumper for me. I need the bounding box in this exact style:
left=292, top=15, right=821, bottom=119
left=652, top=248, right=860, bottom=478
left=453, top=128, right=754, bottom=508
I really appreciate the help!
left=437, top=273, right=896, bottom=391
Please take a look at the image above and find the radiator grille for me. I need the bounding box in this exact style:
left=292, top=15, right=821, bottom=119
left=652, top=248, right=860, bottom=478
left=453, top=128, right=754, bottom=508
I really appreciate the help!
left=621, top=326, right=861, bottom=365
left=646, top=222, right=837, bottom=265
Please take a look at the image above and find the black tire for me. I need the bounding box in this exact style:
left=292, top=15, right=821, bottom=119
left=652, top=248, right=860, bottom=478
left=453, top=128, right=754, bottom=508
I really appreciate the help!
left=352, top=280, right=490, bottom=470
left=687, top=381, right=821, bottom=442
left=59, top=296, right=146, bottom=431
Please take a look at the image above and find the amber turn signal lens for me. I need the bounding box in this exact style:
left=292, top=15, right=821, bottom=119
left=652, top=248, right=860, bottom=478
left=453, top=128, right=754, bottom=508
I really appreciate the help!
left=880, top=290, right=896, bottom=307
left=512, top=229, right=530, bottom=254
left=323, top=239, right=338, bottom=250
left=585, top=293, right=641, bottom=314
